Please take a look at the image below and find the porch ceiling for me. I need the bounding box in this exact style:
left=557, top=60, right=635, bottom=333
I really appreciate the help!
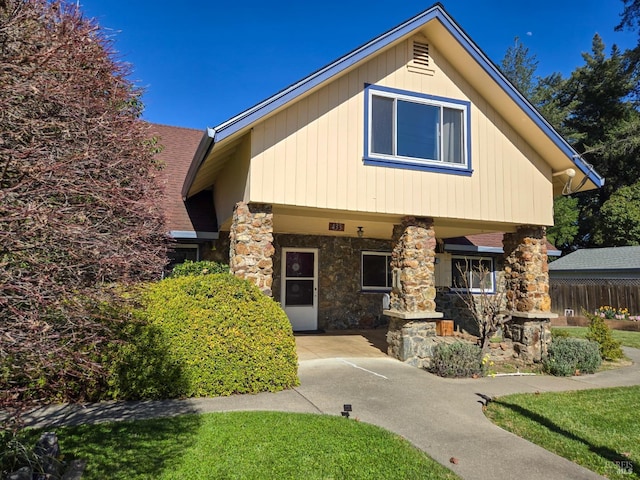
left=219, top=205, right=521, bottom=240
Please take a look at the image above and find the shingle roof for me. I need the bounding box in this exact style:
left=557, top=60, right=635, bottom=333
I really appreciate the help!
left=149, top=123, right=215, bottom=236
left=445, top=233, right=560, bottom=255
left=548, top=246, right=640, bottom=271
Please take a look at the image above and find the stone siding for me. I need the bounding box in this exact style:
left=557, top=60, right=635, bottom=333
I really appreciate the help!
left=386, top=318, right=437, bottom=368
left=272, top=234, right=392, bottom=330
left=503, top=318, right=551, bottom=363
left=503, top=225, right=551, bottom=313
left=389, top=217, right=437, bottom=313
left=228, top=202, right=275, bottom=296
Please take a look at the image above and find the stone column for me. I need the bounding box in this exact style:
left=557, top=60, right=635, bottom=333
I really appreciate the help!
left=384, top=216, right=442, bottom=367
left=229, top=202, right=275, bottom=296
left=502, top=225, right=556, bottom=362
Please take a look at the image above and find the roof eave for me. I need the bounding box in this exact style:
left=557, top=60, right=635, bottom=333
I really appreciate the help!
left=181, top=127, right=217, bottom=199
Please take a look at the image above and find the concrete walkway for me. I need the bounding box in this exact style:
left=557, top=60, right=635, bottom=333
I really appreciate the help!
left=20, top=346, right=640, bottom=480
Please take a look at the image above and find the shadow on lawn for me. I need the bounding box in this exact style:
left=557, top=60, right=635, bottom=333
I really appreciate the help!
left=57, top=413, right=203, bottom=479
left=487, top=397, right=639, bottom=477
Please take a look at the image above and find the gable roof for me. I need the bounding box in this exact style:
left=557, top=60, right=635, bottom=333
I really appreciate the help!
left=182, top=2, right=604, bottom=199
left=549, top=246, right=640, bottom=272
left=150, top=123, right=218, bottom=240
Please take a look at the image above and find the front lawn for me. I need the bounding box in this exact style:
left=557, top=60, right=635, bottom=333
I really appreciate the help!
left=552, top=326, right=640, bottom=349
left=485, top=386, right=640, bottom=480
left=19, top=412, right=459, bottom=479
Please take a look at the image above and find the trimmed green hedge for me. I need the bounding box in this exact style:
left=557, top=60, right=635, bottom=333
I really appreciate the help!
left=169, top=260, right=229, bottom=277
left=109, top=274, right=298, bottom=399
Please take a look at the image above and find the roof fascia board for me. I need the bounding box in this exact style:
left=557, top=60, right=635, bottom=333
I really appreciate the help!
left=181, top=128, right=216, bottom=199
left=170, top=230, right=219, bottom=240
left=444, top=244, right=504, bottom=254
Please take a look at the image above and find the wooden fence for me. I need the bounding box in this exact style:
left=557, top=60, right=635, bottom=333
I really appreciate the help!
left=550, top=282, right=640, bottom=316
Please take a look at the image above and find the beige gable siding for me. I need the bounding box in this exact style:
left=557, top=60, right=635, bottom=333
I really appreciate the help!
left=249, top=37, right=553, bottom=226
left=214, top=135, right=251, bottom=227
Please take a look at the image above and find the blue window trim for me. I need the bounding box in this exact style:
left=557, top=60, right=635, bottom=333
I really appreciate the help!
left=363, top=84, right=473, bottom=176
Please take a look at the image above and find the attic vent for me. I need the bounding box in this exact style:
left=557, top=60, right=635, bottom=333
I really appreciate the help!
left=407, top=38, right=435, bottom=76
left=413, top=41, right=430, bottom=68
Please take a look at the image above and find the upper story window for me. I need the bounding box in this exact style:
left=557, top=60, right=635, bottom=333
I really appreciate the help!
left=364, top=85, right=471, bottom=175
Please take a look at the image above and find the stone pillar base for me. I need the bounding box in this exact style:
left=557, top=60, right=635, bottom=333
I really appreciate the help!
left=386, top=318, right=437, bottom=368
left=503, top=312, right=557, bottom=363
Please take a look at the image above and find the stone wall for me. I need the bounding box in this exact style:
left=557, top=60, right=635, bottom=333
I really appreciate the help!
left=228, top=202, right=275, bottom=296
left=386, top=318, right=437, bottom=368
left=272, top=234, right=392, bottom=330
left=503, top=225, right=551, bottom=313
left=503, top=318, right=551, bottom=363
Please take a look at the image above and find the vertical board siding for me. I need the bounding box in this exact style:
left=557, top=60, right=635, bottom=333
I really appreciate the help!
left=249, top=38, right=553, bottom=226
left=551, top=282, right=640, bottom=316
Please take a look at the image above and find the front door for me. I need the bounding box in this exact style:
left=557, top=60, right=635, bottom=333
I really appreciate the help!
left=281, top=248, right=318, bottom=331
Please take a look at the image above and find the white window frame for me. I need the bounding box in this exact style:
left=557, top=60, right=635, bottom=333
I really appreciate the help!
left=361, top=251, right=392, bottom=291
left=364, top=85, right=471, bottom=174
left=451, top=256, right=495, bottom=294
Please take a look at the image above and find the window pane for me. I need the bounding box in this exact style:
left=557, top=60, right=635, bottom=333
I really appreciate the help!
left=442, top=107, right=463, bottom=164
left=285, top=279, right=314, bottom=306
left=286, top=252, right=314, bottom=277
left=397, top=100, right=439, bottom=160
left=371, top=96, right=394, bottom=155
left=452, top=258, right=468, bottom=288
left=362, top=254, right=389, bottom=288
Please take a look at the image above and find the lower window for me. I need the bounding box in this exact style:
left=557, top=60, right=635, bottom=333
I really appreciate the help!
left=167, top=244, right=199, bottom=270
left=451, top=256, right=495, bottom=293
left=361, top=252, right=392, bottom=291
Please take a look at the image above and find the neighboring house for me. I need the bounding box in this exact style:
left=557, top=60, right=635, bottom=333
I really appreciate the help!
left=157, top=5, right=603, bottom=363
left=549, top=246, right=640, bottom=316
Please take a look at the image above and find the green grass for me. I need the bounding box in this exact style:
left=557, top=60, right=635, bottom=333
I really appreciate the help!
left=485, top=386, right=640, bottom=480
left=14, top=412, right=459, bottom=479
left=552, top=326, right=640, bottom=349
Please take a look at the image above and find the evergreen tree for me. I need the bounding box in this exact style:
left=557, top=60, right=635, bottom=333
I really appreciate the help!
left=500, top=37, right=539, bottom=98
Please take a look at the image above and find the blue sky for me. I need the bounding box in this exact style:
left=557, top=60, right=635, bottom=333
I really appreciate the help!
left=79, top=1, right=636, bottom=130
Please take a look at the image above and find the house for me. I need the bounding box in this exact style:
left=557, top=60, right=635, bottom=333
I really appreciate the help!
left=549, top=246, right=640, bottom=316
left=164, top=4, right=604, bottom=364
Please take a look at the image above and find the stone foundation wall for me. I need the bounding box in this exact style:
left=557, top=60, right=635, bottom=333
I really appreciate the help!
left=503, top=318, right=551, bottom=363
left=386, top=318, right=437, bottom=368
left=272, top=234, right=392, bottom=330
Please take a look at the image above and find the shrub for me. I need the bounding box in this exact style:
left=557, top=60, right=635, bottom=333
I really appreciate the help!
left=108, top=274, right=298, bottom=399
left=428, top=342, right=485, bottom=378
left=585, top=311, right=624, bottom=360
left=170, top=260, right=229, bottom=277
left=543, top=337, right=602, bottom=376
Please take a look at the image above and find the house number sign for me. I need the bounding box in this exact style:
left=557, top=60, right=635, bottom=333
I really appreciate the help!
left=328, top=222, right=345, bottom=231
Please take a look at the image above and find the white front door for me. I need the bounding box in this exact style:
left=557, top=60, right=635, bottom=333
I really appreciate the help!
left=281, top=248, right=318, bottom=331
